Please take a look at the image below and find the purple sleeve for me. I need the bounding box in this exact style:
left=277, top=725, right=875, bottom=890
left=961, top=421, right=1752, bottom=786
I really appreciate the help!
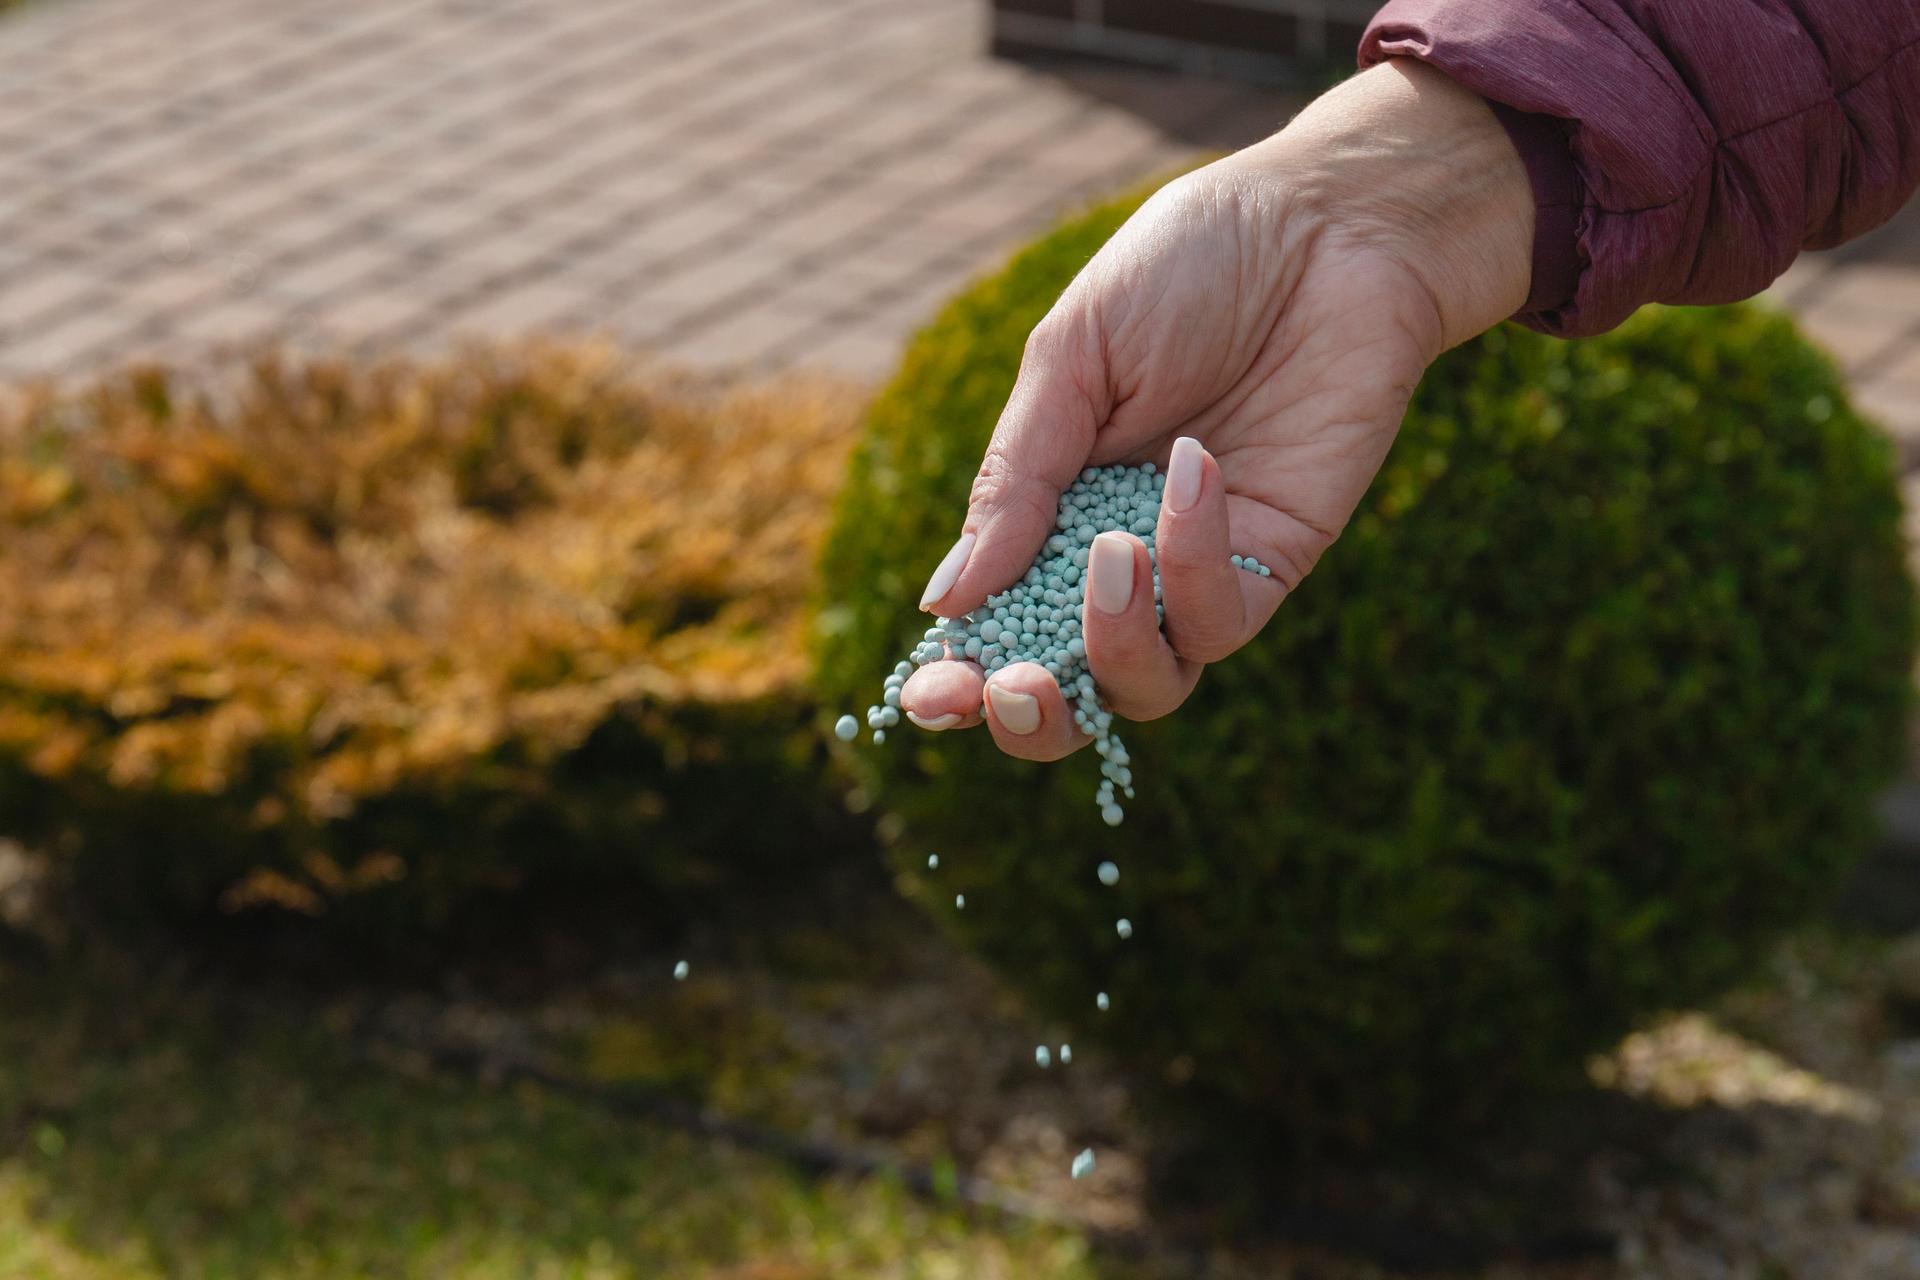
left=1358, top=1, right=1920, bottom=337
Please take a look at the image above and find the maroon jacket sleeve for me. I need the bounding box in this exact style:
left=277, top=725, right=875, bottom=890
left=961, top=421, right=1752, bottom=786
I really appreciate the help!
left=1358, top=1, right=1920, bottom=337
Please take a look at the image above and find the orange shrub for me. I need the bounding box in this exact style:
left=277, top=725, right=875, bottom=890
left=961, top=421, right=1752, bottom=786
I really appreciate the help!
left=0, top=346, right=862, bottom=924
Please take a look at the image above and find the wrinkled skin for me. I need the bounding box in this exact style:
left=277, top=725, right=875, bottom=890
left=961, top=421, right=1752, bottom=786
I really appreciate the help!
left=906, top=60, right=1535, bottom=760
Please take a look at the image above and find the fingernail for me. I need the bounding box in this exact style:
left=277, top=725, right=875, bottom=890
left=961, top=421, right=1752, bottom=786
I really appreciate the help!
left=1166, top=436, right=1204, bottom=514
left=906, top=711, right=961, bottom=731
left=986, top=681, right=1040, bottom=735
left=1088, top=531, right=1134, bottom=614
left=919, top=532, right=976, bottom=611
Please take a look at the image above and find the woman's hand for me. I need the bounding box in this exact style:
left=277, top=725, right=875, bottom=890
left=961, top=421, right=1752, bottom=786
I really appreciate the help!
left=901, top=59, right=1535, bottom=759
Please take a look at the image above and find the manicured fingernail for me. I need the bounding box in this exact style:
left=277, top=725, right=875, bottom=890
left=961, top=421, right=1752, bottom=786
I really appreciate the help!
left=986, top=680, right=1040, bottom=735
left=1165, top=436, right=1204, bottom=513
left=906, top=711, right=961, bottom=731
left=1088, top=531, right=1134, bottom=614
left=919, top=532, right=975, bottom=611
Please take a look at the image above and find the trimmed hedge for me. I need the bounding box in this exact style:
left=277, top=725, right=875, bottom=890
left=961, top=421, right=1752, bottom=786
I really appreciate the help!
left=814, top=190, right=1916, bottom=1149
left=0, top=346, right=862, bottom=926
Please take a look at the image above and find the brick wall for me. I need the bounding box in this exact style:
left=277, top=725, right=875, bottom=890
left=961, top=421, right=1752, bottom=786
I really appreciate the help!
left=990, top=0, right=1379, bottom=81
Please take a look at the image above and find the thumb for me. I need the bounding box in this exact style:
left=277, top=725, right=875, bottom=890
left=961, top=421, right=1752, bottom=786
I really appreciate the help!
left=919, top=307, right=1109, bottom=616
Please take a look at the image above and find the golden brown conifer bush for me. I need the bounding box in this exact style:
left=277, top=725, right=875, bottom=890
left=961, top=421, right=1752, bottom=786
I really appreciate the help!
left=0, top=346, right=861, bottom=926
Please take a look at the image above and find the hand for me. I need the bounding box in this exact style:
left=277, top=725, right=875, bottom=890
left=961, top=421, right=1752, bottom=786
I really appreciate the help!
left=901, top=59, right=1535, bottom=760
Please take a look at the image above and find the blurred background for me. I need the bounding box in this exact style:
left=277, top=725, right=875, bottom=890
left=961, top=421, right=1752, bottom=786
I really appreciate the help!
left=3, top=0, right=1920, bottom=1276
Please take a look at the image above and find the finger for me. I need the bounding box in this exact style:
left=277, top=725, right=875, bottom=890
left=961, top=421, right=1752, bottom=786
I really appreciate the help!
left=982, top=662, right=1089, bottom=762
left=900, top=660, right=986, bottom=732
left=918, top=306, right=1109, bottom=616
left=1084, top=530, right=1201, bottom=721
left=1156, top=436, right=1272, bottom=664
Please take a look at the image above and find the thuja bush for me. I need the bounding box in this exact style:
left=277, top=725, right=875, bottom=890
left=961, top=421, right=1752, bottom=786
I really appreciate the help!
left=814, top=190, right=1916, bottom=1149
left=0, top=346, right=863, bottom=928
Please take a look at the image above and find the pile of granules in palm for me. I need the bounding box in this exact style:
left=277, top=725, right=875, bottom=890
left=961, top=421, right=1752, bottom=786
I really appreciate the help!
left=840, top=463, right=1269, bottom=825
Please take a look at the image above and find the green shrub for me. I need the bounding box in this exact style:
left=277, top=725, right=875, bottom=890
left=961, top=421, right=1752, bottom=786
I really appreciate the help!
left=814, top=191, right=1916, bottom=1150
left=0, top=346, right=864, bottom=929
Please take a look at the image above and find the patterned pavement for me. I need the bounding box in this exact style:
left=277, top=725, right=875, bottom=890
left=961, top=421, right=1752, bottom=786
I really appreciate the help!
left=0, top=0, right=1292, bottom=383
left=1766, top=201, right=1920, bottom=462
left=0, top=0, right=1911, bottom=450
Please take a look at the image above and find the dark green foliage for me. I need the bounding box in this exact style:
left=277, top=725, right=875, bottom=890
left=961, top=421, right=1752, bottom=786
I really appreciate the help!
left=814, top=190, right=1916, bottom=1148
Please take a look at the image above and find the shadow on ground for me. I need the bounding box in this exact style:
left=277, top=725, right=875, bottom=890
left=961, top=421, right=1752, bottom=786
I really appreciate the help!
left=5, top=852, right=1920, bottom=1280
left=0, top=945, right=1125, bottom=1279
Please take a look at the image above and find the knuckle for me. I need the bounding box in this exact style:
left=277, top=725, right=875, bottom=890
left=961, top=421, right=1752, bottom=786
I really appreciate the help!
left=968, top=446, right=1056, bottom=528
left=1018, top=309, right=1079, bottom=382
left=1020, top=300, right=1105, bottom=401
left=1156, top=538, right=1216, bottom=577
left=969, top=441, right=1017, bottom=506
left=1160, top=579, right=1241, bottom=662
left=1167, top=616, right=1240, bottom=665
left=1103, top=683, right=1182, bottom=723
left=1155, top=519, right=1225, bottom=572
left=1021, top=314, right=1061, bottom=364
left=1173, top=635, right=1239, bottom=666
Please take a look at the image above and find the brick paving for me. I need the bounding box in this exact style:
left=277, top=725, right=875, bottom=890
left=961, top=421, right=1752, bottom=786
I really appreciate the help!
left=1763, top=200, right=1920, bottom=464
left=0, top=0, right=1294, bottom=384
left=0, top=0, right=1912, bottom=441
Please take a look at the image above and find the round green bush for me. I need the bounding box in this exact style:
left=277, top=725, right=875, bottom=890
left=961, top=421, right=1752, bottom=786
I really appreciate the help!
left=813, top=188, right=1915, bottom=1150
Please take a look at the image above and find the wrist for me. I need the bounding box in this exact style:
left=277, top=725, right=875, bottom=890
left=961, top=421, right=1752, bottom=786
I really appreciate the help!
left=1227, top=59, right=1535, bottom=353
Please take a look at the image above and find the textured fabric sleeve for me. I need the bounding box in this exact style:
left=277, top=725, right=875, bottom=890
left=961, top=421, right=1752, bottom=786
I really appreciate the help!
left=1358, top=1, right=1920, bottom=337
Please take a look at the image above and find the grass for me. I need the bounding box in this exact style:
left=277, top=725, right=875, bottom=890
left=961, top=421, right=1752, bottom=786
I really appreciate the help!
left=0, top=955, right=1117, bottom=1280
left=6, top=764, right=1920, bottom=1280
left=1, top=866, right=1911, bottom=1280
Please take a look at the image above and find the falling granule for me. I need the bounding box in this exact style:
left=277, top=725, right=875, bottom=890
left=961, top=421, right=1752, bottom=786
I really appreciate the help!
left=927, top=853, right=939, bottom=869
left=870, top=464, right=1275, bottom=820
left=1096, top=860, right=1119, bottom=886
left=954, top=893, right=965, bottom=910
left=672, top=960, right=690, bottom=981
left=1071, top=1147, right=1096, bottom=1180
left=1096, top=991, right=1109, bottom=1012
left=1115, top=918, right=1133, bottom=940
left=834, top=714, right=859, bottom=741
left=1058, top=1043, right=1072, bottom=1064
left=873, top=729, right=886, bottom=744
left=1035, top=1044, right=1051, bottom=1069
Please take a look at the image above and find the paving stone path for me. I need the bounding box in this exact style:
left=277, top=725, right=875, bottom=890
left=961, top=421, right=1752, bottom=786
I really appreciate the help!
left=0, top=0, right=1913, bottom=455
left=0, top=0, right=1292, bottom=383
left=1767, top=210, right=1920, bottom=466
